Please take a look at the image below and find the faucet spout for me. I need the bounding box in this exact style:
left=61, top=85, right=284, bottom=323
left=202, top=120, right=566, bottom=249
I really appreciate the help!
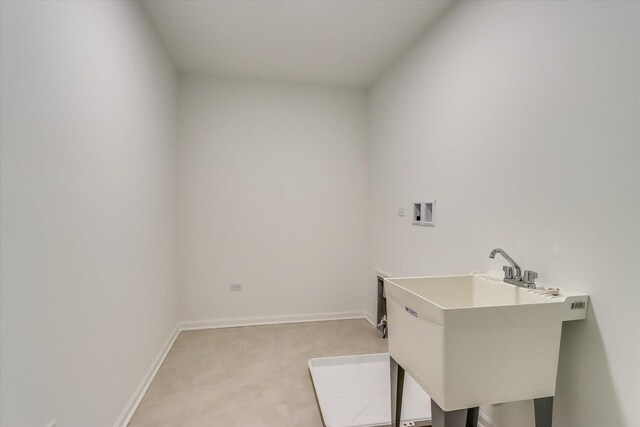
left=489, top=248, right=522, bottom=279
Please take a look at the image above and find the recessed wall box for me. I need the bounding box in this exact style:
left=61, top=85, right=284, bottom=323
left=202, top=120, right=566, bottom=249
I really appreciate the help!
left=413, top=200, right=436, bottom=227
left=423, top=200, right=435, bottom=227
left=413, top=203, right=422, bottom=225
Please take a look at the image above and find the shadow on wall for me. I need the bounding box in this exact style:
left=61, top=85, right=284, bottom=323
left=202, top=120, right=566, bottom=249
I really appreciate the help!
left=554, top=304, right=624, bottom=427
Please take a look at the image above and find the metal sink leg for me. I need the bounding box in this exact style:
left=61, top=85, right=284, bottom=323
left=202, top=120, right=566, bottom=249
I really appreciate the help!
left=390, top=356, right=405, bottom=427
left=431, top=400, right=470, bottom=427
left=534, top=396, right=554, bottom=427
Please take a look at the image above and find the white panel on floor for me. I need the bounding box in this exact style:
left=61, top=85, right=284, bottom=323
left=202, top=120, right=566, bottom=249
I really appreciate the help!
left=308, top=353, right=432, bottom=427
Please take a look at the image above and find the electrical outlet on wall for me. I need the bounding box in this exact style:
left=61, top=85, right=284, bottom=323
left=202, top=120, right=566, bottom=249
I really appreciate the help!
left=229, top=283, right=243, bottom=291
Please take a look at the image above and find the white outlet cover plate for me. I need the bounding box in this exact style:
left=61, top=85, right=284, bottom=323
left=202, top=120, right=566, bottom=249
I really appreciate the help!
left=230, top=283, right=243, bottom=291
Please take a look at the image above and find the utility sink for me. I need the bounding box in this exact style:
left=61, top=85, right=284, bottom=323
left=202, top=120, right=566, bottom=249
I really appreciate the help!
left=384, top=273, right=588, bottom=412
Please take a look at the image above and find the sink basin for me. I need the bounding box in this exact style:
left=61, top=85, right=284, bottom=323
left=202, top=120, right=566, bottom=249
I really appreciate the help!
left=384, top=273, right=588, bottom=411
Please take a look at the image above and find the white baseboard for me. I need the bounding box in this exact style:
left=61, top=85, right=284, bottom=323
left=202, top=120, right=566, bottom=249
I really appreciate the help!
left=179, top=310, right=368, bottom=331
left=115, top=311, right=373, bottom=425
left=114, top=325, right=180, bottom=427
left=363, top=311, right=377, bottom=327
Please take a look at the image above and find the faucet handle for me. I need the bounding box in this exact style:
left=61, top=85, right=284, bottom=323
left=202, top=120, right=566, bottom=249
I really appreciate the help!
left=502, top=265, right=515, bottom=279
left=523, top=270, right=538, bottom=286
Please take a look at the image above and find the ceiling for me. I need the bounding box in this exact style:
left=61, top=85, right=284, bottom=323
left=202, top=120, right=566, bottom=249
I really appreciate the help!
left=141, top=0, right=453, bottom=87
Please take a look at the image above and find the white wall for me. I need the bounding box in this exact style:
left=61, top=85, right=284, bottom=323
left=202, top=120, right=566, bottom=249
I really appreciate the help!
left=177, top=76, right=370, bottom=324
left=369, top=1, right=639, bottom=426
left=0, top=1, right=178, bottom=426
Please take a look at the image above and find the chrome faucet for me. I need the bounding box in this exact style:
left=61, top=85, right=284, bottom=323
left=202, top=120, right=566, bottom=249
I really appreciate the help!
left=489, top=248, right=537, bottom=289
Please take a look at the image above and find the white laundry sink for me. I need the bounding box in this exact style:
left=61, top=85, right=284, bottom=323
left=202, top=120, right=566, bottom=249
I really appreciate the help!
left=384, top=273, right=588, bottom=412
